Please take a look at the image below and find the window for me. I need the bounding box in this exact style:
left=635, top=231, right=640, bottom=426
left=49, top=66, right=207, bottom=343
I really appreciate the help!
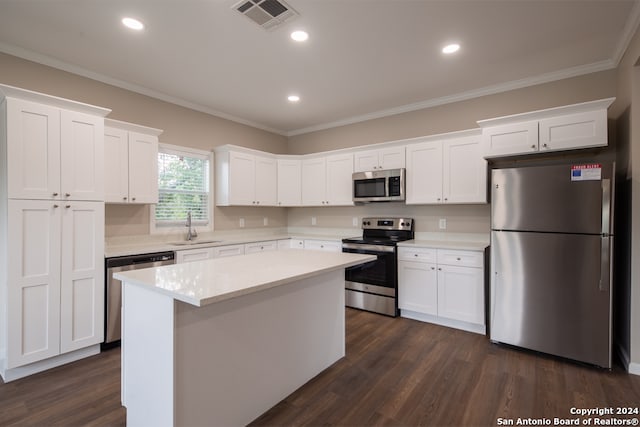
left=154, top=144, right=211, bottom=229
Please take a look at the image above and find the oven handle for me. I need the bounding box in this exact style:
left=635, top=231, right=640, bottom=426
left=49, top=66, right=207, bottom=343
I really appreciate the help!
left=342, top=243, right=396, bottom=253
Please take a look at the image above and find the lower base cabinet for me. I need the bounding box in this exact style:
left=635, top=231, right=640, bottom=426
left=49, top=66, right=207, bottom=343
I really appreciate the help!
left=398, top=246, right=485, bottom=334
left=1, top=200, right=104, bottom=381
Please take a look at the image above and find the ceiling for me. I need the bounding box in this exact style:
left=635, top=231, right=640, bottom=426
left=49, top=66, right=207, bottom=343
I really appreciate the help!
left=0, top=0, right=638, bottom=136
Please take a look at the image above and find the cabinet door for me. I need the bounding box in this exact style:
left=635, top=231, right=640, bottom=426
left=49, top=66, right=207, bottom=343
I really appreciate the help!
left=353, top=149, right=380, bottom=172
left=60, top=110, right=104, bottom=201
left=325, top=153, right=354, bottom=206
left=6, top=99, right=61, bottom=200
left=60, top=201, right=105, bottom=353
left=406, top=141, right=443, bottom=204
left=379, top=146, right=405, bottom=170
left=254, top=155, right=277, bottom=206
left=176, top=248, right=214, bottom=263
left=437, top=265, right=484, bottom=325
left=104, top=127, right=130, bottom=203
left=398, top=260, right=438, bottom=315
left=228, top=152, right=256, bottom=205
left=278, top=239, right=304, bottom=249
left=128, top=132, right=159, bottom=204
left=7, top=200, right=61, bottom=368
left=481, top=121, right=539, bottom=158
left=301, top=158, right=326, bottom=206
left=442, top=135, right=487, bottom=204
left=539, top=109, right=607, bottom=152
left=277, top=159, right=301, bottom=206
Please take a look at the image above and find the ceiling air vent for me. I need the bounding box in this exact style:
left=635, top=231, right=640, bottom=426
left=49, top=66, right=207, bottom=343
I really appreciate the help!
left=232, top=0, right=299, bottom=31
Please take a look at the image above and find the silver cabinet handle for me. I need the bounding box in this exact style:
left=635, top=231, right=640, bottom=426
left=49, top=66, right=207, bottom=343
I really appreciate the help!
left=132, top=197, right=136, bottom=201
left=53, top=204, right=59, bottom=208
left=456, top=257, right=461, bottom=261
left=542, top=143, right=549, bottom=148
left=53, top=192, right=59, bottom=196
left=65, top=193, right=71, bottom=197
left=65, top=205, right=71, bottom=208
left=531, top=145, right=536, bottom=149
left=123, top=196, right=128, bottom=201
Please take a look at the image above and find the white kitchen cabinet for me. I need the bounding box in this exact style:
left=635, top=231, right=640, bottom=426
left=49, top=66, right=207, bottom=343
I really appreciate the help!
left=478, top=98, right=614, bottom=158
left=406, top=133, right=486, bottom=205
left=0, top=85, right=109, bottom=382
left=60, top=201, right=105, bottom=353
left=354, top=146, right=405, bottom=172
left=176, top=247, right=214, bottom=263
left=211, top=244, right=245, bottom=258
left=244, top=240, right=278, bottom=253
left=6, top=199, right=104, bottom=369
left=398, top=247, right=438, bottom=316
left=303, top=239, right=341, bottom=252
left=278, top=238, right=304, bottom=249
left=6, top=98, right=106, bottom=201
left=104, top=119, right=162, bottom=204
left=276, top=158, right=301, bottom=206
left=215, top=147, right=277, bottom=206
left=398, top=246, right=485, bottom=334
left=301, top=154, right=354, bottom=206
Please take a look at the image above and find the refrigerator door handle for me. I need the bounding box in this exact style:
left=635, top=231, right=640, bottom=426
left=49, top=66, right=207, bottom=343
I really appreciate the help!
left=601, top=178, right=611, bottom=236
left=599, top=236, right=611, bottom=292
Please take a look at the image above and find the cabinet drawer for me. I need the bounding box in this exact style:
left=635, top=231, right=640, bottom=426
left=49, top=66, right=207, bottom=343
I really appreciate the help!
left=244, top=240, right=278, bottom=253
left=398, top=247, right=437, bottom=263
left=304, top=239, right=341, bottom=252
left=211, top=244, right=245, bottom=258
left=436, top=249, right=483, bottom=268
left=176, top=248, right=213, bottom=263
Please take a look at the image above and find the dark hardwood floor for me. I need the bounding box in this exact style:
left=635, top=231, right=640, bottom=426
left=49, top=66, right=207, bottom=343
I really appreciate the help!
left=1, top=308, right=639, bottom=426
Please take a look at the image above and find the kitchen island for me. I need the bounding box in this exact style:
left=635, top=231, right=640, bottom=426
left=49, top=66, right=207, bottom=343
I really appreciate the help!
left=114, top=249, right=375, bottom=427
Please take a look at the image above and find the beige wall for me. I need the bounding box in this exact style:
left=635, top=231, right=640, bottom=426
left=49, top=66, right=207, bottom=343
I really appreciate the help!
left=0, top=53, right=289, bottom=235
left=613, top=24, right=640, bottom=372
left=287, top=70, right=617, bottom=155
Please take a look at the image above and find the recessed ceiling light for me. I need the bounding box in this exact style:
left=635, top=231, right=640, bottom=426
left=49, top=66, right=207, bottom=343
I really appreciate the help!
left=122, top=17, right=144, bottom=31
left=442, top=43, right=460, bottom=54
left=290, top=31, right=309, bottom=42
left=288, top=95, right=300, bottom=102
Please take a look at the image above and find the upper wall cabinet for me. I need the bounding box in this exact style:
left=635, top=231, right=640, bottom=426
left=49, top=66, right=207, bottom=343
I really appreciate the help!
left=478, top=98, right=615, bottom=158
left=215, top=146, right=277, bottom=206
left=4, top=94, right=109, bottom=202
left=354, top=146, right=405, bottom=172
left=277, top=157, right=302, bottom=206
left=302, top=153, right=354, bottom=206
left=406, top=131, right=486, bottom=205
left=104, top=119, right=162, bottom=204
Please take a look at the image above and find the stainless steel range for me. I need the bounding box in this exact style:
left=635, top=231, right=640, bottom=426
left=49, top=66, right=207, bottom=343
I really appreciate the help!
left=342, top=217, right=414, bottom=317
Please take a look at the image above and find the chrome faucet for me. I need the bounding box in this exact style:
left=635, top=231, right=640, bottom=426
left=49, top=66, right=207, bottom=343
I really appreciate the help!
left=185, top=211, right=198, bottom=241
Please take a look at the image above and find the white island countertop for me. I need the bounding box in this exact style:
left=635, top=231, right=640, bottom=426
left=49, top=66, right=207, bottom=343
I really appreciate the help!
left=114, top=249, right=375, bottom=307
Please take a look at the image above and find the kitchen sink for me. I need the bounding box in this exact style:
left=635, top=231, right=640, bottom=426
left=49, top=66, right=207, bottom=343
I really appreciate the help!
left=171, top=240, right=222, bottom=246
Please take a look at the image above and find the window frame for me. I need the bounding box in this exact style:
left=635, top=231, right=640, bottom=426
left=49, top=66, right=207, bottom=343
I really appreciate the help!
left=150, top=143, right=214, bottom=235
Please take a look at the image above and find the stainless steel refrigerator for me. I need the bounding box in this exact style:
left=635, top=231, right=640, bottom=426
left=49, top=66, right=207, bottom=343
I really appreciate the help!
left=490, top=162, right=613, bottom=368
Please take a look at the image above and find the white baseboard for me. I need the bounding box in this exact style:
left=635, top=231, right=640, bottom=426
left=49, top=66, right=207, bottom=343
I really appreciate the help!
left=629, top=362, right=640, bottom=376
left=0, top=345, right=100, bottom=383
left=401, top=310, right=486, bottom=335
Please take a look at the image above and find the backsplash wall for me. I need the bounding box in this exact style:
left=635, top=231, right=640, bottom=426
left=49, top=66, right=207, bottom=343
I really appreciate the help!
left=287, top=204, right=490, bottom=234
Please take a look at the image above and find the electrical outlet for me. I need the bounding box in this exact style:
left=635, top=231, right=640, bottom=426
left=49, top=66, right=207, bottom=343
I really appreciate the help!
left=263, top=217, right=268, bottom=226
left=311, top=217, right=317, bottom=226
left=352, top=217, right=358, bottom=227
left=439, top=218, right=447, bottom=230
left=239, top=218, right=245, bottom=228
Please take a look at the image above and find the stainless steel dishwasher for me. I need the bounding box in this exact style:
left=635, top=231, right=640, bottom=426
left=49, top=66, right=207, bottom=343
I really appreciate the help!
left=104, top=251, right=175, bottom=347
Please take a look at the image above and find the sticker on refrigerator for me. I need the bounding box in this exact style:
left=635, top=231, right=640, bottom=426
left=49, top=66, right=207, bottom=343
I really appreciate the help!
left=571, top=164, right=602, bottom=181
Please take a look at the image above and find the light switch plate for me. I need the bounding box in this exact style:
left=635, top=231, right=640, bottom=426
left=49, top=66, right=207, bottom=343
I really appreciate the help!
left=263, top=217, right=268, bottom=226
left=352, top=217, right=358, bottom=227
left=439, top=218, right=447, bottom=229
left=239, top=218, right=245, bottom=228
left=311, top=217, right=317, bottom=226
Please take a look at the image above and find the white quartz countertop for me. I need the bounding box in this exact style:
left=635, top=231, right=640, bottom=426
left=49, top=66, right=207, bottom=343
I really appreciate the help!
left=398, top=239, right=489, bottom=251
left=114, top=249, right=375, bottom=307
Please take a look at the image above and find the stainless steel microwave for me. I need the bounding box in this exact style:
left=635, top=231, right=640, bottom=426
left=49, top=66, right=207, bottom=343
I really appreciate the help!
left=352, top=168, right=405, bottom=203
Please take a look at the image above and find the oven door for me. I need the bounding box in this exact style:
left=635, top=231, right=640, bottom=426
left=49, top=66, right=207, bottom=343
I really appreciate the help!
left=342, top=243, right=397, bottom=293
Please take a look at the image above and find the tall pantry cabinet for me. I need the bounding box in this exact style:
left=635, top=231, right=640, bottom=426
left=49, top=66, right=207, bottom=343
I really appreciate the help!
left=0, top=84, right=110, bottom=382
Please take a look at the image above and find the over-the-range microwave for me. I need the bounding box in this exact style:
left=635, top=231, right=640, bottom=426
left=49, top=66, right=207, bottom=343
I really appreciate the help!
left=352, top=168, right=405, bottom=203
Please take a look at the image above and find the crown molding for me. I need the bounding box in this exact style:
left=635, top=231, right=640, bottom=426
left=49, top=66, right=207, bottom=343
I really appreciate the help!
left=0, top=42, right=287, bottom=136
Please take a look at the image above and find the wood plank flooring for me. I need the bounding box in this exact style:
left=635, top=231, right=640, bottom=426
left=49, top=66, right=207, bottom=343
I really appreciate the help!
left=1, top=308, right=639, bottom=426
